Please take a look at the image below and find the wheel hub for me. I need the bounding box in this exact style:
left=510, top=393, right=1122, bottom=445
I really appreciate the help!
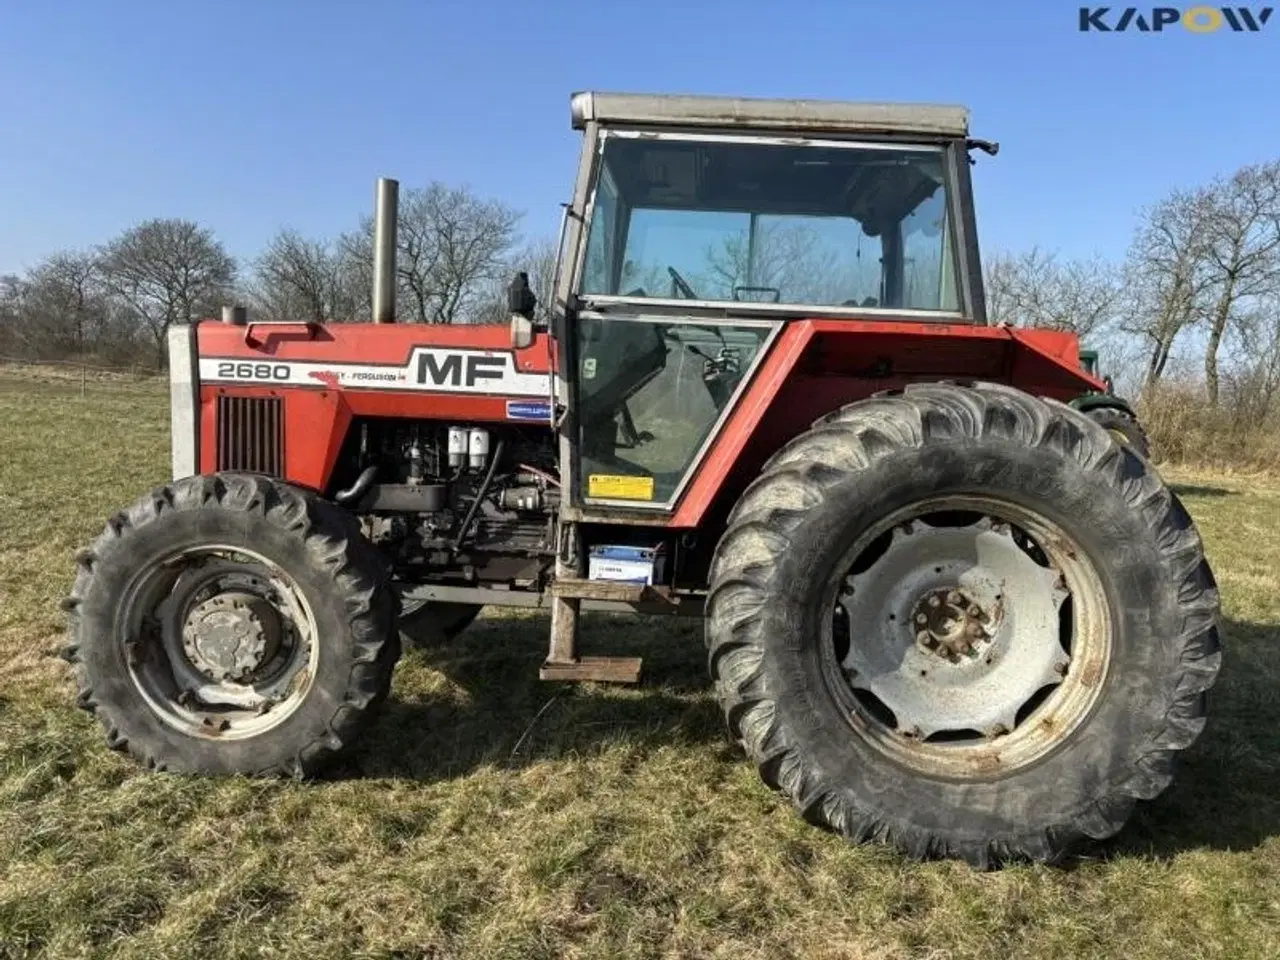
left=181, top=591, right=281, bottom=682
left=912, top=587, right=993, bottom=660
left=838, top=515, right=1070, bottom=741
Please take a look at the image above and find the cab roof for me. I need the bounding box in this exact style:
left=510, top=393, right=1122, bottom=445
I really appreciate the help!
left=570, top=91, right=970, bottom=138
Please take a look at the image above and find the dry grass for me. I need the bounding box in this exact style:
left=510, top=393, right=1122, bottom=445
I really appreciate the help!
left=0, top=362, right=165, bottom=401
left=1, top=388, right=1279, bottom=960
left=1140, top=382, right=1280, bottom=472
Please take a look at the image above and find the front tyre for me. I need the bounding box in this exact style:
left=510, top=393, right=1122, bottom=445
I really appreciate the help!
left=707, top=382, right=1221, bottom=866
left=1087, top=406, right=1151, bottom=459
left=62, top=474, right=400, bottom=776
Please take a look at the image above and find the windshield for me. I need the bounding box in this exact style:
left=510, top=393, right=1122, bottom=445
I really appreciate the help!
left=580, top=134, right=960, bottom=312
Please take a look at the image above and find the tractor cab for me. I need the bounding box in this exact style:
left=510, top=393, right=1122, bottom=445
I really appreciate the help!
left=544, top=92, right=992, bottom=511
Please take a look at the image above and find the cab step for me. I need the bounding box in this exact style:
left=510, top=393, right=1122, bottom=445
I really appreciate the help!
left=549, top=578, right=672, bottom=604
left=540, top=576, right=662, bottom=684
left=539, top=656, right=643, bottom=684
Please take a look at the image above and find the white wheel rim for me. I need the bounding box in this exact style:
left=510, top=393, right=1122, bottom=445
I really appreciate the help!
left=829, top=496, right=1112, bottom=779
left=122, top=545, right=319, bottom=740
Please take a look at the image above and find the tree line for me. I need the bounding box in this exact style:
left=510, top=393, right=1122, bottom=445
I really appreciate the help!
left=4, top=159, right=1279, bottom=467
left=986, top=159, right=1280, bottom=408
left=984, top=157, right=1280, bottom=466
left=0, top=183, right=553, bottom=367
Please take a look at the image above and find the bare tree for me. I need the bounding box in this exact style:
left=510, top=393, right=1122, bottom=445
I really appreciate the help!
left=0, top=253, right=114, bottom=359
left=983, top=247, right=1121, bottom=338
left=252, top=229, right=364, bottom=323
left=1221, top=293, right=1280, bottom=426
left=1120, top=187, right=1214, bottom=395
left=27, top=252, right=109, bottom=355
left=343, top=183, right=522, bottom=324
left=1196, top=161, right=1280, bottom=406
left=0, top=273, right=26, bottom=355
left=99, top=219, right=236, bottom=366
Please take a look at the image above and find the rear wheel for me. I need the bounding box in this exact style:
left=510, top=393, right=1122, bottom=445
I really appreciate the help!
left=706, top=382, right=1220, bottom=866
left=63, top=474, right=399, bottom=776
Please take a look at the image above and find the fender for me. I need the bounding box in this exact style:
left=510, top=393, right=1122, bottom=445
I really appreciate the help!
left=670, top=320, right=1107, bottom=528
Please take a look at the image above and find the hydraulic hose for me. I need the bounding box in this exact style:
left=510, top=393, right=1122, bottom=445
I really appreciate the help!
left=452, top=438, right=505, bottom=550
left=334, top=465, right=379, bottom=505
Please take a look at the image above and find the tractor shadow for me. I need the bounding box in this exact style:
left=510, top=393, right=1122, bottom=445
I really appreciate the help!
left=1169, top=482, right=1235, bottom=499
left=333, top=610, right=1280, bottom=861
left=1105, top=616, right=1280, bottom=860
left=330, top=611, right=730, bottom=784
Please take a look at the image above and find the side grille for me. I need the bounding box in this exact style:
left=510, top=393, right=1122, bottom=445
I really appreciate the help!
left=216, top=395, right=283, bottom=476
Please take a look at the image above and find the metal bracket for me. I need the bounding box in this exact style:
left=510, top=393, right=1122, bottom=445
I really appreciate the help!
left=244, top=321, right=321, bottom=347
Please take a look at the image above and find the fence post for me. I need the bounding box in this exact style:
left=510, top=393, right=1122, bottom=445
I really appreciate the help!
left=80, top=363, right=86, bottom=398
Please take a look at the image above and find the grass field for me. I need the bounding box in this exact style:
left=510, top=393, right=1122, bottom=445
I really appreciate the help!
left=1, top=385, right=1278, bottom=960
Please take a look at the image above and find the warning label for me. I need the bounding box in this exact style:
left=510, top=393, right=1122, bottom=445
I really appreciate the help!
left=587, top=474, right=656, bottom=501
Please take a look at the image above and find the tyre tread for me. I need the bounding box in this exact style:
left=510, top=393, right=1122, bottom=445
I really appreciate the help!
left=63, top=472, right=400, bottom=777
left=705, top=381, right=1220, bottom=865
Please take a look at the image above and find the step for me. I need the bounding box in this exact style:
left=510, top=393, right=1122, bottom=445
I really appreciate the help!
left=549, top=578, right=672, bottom=604
left=540, top=656, right=643, bottom=684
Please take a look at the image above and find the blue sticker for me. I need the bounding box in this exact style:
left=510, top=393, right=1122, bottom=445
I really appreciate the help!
left=506, top=400, right=552, bottom=421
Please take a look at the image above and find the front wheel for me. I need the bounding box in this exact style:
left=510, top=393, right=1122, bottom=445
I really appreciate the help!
left=63, top=474, right=400, bottom=776
left=707, top=382, right=1221, bottom=866
left=1086, top=406, right=1151, bottom=459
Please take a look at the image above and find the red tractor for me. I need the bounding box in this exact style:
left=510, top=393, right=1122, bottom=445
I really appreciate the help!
left=64, top=92, right=1220, bottom=866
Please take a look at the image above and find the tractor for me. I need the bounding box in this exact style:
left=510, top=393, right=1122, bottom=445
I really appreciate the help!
left=63, top=92, right=1221, bottom=867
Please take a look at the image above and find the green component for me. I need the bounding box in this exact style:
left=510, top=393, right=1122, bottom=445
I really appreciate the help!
left=1077, top=346, right=1115, bottom=394
left=1078, top=349, right=1099, bottom=377
left=1071, top=346, right=1137, bottom=415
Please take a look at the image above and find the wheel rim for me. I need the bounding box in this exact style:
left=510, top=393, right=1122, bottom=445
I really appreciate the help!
left=828, top=496, right=1112, bottom=780
left=121, top=545, right=319, bottom=740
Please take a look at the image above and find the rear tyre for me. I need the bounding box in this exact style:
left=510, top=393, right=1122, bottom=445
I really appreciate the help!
left=706, top=382, right=1220, bottom=866
left=1087, top=406, right=1151, bottom=459
left=62, top=473, right=400, bottom=776
left=397, top=600, right=482, bottom=649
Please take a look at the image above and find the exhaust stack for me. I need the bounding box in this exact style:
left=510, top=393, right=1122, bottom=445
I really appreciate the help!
left=372, top=177, right=399, bottom=323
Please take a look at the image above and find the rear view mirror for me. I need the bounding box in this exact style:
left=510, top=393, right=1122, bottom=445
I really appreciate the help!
left=508, top=271, right=537, bottom=319
left=511, top=314, right=535, bottom=350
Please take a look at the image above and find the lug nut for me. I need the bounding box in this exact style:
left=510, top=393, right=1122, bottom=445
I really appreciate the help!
left=915, top=613, right=928, bottom=625
left=916, top=631, right=932, bottom=645
left=968, top=604, right=982, bottom=617
left=947, top=590, right=961, bottom=604
left=928, top=596, right=941, bottom=608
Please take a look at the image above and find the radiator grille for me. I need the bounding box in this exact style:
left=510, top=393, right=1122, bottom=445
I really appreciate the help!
left=216, top=395, right=283, bottom=476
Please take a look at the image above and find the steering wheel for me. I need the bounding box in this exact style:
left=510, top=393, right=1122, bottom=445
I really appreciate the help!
left=667, top=266, right=699, bottom=300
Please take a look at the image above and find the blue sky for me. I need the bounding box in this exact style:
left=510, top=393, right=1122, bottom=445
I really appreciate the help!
left=1, top=0, right=1276, bottom=276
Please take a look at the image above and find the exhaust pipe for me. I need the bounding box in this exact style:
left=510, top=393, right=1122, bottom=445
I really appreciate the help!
left=372, top=177, right=399, bottom=323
